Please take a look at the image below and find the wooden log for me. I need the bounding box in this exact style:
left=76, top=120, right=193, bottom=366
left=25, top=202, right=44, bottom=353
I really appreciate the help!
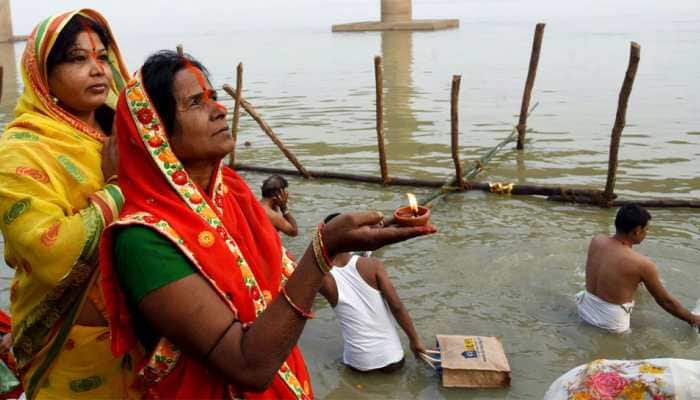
left=549, top=195, right=700, bottom=209
left=603, top=42, right=641, bottom=205
left=235, top=163, right=444, bottom=187
left=234, top=163, right=603, bottom=197
left=176, top=44, right=184, bottom=57
left=228, top=63, right=243, bottom=168
left=374, top=56, right=389, bottom=185
left=613, top=199, right=700, bottom=209
left=516, top=23, right=545, bottom=150
left=222, top=85, right=311, bottom=179
left=235, top=163, right=698, bottom=209
left=451, top=75, right=465, bottom=190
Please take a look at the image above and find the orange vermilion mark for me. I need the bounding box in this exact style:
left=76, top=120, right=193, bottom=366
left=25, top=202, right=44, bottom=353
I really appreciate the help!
left=181, top=57, right=227, bottom=113
left=79, top=19, right=105, bottom=75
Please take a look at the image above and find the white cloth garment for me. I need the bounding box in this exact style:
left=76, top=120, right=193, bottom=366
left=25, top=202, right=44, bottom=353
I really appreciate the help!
left=576, top=290, right=634, bottom=333
left=544, top=358, right=700, bottom=400
left=330, top=255, right=404, bottom=371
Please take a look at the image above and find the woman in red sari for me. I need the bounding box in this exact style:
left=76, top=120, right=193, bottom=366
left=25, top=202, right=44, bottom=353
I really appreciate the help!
left=99, top=50, right=435, bottom=399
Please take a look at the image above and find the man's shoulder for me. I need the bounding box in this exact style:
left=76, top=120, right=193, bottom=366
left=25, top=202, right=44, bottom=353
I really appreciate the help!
left=590, top=234, right=610, bottom=245
left=357, top=256, right=383, bottom=271
left=632, top=252, right=655, bottom=271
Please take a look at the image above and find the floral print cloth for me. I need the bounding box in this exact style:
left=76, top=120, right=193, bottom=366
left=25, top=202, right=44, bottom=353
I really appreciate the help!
left=544, top=358, right=700, bottom=399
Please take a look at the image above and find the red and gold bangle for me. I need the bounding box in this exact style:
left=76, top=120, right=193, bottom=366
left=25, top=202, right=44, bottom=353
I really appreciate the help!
left=281, top=286, right=314, bottom=319
left=316, top=223, right=334, bottom=267
left=312, top=224, right=333, bottom=275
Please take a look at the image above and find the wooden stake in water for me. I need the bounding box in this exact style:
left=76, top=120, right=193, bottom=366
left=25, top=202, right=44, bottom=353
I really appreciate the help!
left=222, top=85, right=311, bottom=178
left=228, top=63, right=243, bottom=168
left=516, top=23, right=545, bottom=150
left=451, top=75, right=465, bottom=190
left=603, top=42, right=641, bottom=205
left=374, top=55, right=389, bottom=185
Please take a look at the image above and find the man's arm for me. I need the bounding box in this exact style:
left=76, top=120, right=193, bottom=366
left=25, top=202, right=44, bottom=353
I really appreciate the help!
left=263, top=205, right=298, bottom=237
left=318, top=275, right=337, bottom=307
left=373, top=260, right=426, bottom=356
left=275, top=191, right=298, bottom=237
left=640, top=259, right=700, bottom=327
left=276, top=208, right=299, bottom=237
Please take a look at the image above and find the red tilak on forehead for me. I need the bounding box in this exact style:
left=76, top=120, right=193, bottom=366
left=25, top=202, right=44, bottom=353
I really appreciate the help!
left=78, top=19, right=105, bottom=74
left=181, top=57, right=226, bottom=113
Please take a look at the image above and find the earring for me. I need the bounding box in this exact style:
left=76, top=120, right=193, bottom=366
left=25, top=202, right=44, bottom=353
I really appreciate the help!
left=51, top=96, right=59, bottom=104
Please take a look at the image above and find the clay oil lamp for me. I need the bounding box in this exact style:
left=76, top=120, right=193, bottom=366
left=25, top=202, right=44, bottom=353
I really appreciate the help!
left=393, top=193, right=431, bottom=227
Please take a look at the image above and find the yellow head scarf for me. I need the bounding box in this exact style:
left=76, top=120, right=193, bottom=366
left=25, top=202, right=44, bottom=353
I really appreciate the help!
left=0, top=9, right=133, bottom=399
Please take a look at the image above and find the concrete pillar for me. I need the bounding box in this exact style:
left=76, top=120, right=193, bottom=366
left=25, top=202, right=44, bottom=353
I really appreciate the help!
left=332, top=0, right=458, bottom=32
left=0, top=0, right=13, bottom=43
left=381, top=0, right=412, bottom=23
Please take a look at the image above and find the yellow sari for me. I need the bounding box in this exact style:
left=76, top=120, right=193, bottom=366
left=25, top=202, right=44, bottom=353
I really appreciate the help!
left=0, top=9, right=141, bottom=399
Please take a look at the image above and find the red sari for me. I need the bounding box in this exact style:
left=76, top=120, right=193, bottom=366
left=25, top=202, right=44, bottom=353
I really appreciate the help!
left=99, top=72, right=312, bottom=399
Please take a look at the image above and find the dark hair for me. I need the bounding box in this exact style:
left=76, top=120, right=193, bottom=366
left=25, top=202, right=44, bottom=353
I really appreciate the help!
left=141, top=50, right=210, bottom=135
left=324, top=213, right=341, bottom=224
left=614, top=204, right=651, bottom=234
left=261, top=175, right=288, bottom=198
left=46, top=14, right=111, bottom=76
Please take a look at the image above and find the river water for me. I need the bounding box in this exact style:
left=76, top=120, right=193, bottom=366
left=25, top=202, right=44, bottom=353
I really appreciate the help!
left=1, top=0, right=699, bottom=398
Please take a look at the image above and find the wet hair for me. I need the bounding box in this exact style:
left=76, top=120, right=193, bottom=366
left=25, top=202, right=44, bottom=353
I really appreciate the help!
left=261, top=175, right=288, bottom=198
left=324, top=213, right=341, bottom=224
left=46, top=14, right=111, bottom=76
left=614, top=204, right=651, bottom=234
left=140, top=50, right=210, bottom=135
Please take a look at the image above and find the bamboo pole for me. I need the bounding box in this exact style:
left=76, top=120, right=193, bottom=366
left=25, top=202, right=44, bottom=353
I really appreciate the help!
left=451, top=75, right=465, bottom=190
left=374, top=56, right=389, bottom=185
left=420, top=101, right=540, bottom=206
left=176, top=44, right=184, bottom=57
left=222, top=85, right=311, bottom=178
left=228, top=63, right=243, bottom=168
left=603, top=42, right=641, bottom=205
left=516, top=23, right=545, bottom=150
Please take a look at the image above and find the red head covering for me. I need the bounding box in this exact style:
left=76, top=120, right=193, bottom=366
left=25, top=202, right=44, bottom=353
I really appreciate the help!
left=99, top=71, right=311, bottom=399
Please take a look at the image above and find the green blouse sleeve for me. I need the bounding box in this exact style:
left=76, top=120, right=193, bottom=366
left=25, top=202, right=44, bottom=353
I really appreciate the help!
left=114, top=226, right=195, bottom=305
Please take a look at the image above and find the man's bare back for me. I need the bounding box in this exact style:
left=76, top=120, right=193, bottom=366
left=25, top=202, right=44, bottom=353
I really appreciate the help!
left=585, top=234, right=651, bottom=305
left=579, top=204, right=699, bottom=331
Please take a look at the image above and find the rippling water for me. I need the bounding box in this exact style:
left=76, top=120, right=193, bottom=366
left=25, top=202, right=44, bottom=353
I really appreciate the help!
left=1, top=1, right=699, bottom=398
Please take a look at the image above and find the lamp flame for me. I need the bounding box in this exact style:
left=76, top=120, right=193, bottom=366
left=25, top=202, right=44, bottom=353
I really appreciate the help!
left=406, top=193, right=418, bottom=216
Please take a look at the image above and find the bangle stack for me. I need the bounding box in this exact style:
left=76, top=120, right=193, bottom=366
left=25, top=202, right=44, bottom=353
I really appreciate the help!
left=312, top=223, right=334, bottom=275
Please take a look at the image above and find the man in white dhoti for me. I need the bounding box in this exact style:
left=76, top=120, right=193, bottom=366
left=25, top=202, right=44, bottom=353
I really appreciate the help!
left=578, top=204, right=699, bottom=333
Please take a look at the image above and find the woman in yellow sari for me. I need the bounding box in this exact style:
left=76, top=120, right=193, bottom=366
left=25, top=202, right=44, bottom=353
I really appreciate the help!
left=0, top=9, right=141, bottom=399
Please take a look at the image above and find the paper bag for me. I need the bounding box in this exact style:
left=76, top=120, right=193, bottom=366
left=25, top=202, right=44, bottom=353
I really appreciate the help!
left=435, top=335, right=511, bottom=388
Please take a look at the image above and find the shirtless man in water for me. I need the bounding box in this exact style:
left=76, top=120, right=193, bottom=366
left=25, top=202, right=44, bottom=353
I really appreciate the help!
left=577, top=204, right=700, bottom=333
left=260, top=175, right=298, bottom=237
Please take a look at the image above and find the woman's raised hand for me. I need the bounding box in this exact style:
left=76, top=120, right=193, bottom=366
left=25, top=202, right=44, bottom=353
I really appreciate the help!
left=321, top=211, right=436, bottom=256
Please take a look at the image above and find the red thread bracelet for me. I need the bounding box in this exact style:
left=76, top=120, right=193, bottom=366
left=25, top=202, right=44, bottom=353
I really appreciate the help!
left=281, top=286, right=314, bottom=319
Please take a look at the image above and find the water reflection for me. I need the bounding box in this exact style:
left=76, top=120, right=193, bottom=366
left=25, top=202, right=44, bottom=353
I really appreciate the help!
left=381, top=31, right=419, bottom=161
